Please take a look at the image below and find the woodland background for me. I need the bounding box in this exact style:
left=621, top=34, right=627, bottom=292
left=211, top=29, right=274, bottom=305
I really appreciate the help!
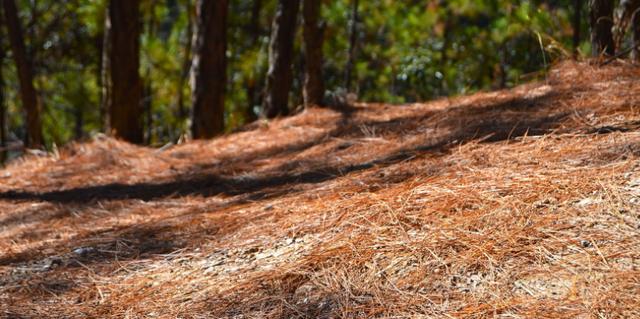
left=0, top=0, right=632, bottom=156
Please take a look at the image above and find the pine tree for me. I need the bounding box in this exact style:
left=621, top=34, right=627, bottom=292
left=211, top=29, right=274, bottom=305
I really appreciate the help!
left=262, top=0, right=300, bottom=118
left=589, top=0, right=615, bottom=56
left=104, top=0, right=143, bottom=143
left=302, top=0, right=325, bottom=107
left=1, top=0, right=43, bottom=148
left=190, top=0, right=228, bottom=139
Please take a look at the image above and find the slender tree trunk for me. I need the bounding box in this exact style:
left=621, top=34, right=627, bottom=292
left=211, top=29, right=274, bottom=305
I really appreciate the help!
left=244, top=0, right=263, bottom=123
left=144, top=0, right=158, bottom=144
left=2, top=0, right=42, bottom=148
left=621, top=0, right=640, bottom=61
left=105, top=0, right=143, bottom=144
left=589, top=0, right=615, bottom=56
left=632, top=5, right=640, bottom=61
left=144, top=77, right=153, bottom=143
left=250, top=0, right=262, bottom=41
left=302, top=0, right=325, bottom=107
left=573, top=0, right=583, bottom=57
left=0, top=20, right=6, bottom=163
left=176, top=0, right=193, bottom=127
left=262, top=0, right=300, bottom=118
left=190, top=0, right=228, bottom=139
left=96, top=29, right=105, bottom=132
left=74, top=84, right=86, bottom=140
left=0, top=70, right=5, bottom=164
left=100, top=6, right=111, bottom=132
left=439, top=14, right=451, bottom=96
left=344, top=0, right=359, bottom=92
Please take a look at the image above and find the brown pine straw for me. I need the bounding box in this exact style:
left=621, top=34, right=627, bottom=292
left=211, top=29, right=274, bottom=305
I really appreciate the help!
left=1, top=60, right=640, bottom=318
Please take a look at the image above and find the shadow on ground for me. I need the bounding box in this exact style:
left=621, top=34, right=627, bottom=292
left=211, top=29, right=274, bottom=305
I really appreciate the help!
left=0, top=88, right=567, bottom=206
left=0, top=81, right=610, bottom=317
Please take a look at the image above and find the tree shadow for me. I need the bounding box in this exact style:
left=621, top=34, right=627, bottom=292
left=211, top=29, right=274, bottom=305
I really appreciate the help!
left=0, top=85, right=589, bottom=312
left=0, top=88, right=569, bottom=207
left=0, top=88, right=572, bottom=261
left=0, top=88, right=578, bottom=267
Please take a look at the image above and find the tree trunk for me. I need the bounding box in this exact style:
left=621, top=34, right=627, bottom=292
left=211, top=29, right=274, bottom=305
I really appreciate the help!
left=2, top=0, right=42, bottom=148
left=105, top=0, right=143, bottom=144
left=262, top=0, right=300, bottom=118
left=176, top=0, right=193, bottom=126
left=144, top=0, right=158, bottom=144
left=96, top=29, right=105, bottom=132
left=190, top=0, right=228, bottom=139
left=0, top=67, right=5, bottom=164
left=439, top=13, right=452, bottom=96
left=0, top=19, right=6, bottom=163
left=100, top=7, right=111, bottom=132
left=573, top=0, right=583, bottom=57
left=302, top=0, right=325, bottom=107
left=344, top=0, right=359, bottom=92
left=74, top=106, right=84, bottom=141
left=632, top=5, right=640, bottom=61
left=244, top=0, right=263, bottom=123
left=620, top=0, right=640, bottom=61
left=589, top=0, right=615, bottom=56
left=144, top=77, right=153, bottom=143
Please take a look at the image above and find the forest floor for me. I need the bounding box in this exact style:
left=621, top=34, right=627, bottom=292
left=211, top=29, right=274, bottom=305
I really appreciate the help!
left=2, top=61, right=640, bottom=318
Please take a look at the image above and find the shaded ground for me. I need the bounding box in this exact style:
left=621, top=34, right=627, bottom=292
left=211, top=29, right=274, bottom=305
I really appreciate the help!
left=1, top=61, right=640, bottom=318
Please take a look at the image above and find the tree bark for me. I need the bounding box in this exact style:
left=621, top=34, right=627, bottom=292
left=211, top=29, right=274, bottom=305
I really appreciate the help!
left=344, top=0, right=359, bottom=92
left=105, top=0, right=143, bottom=144
left=74, top=105, right=84, bottom=141
left=589, top=0, right=615, bottom=56
left=632, top=4, right=640, bottom=61
left=302, top=0, right=325, bottom=107
left=573, top=0, right=583, bottom=57
left=190, top=0, right=228, bottom=139
left=0, top=61, right=5, bottom=163
left=0, top=14, right=6, bottom=163
left=262, top=0, right=300, bottom=118
left=2, top=0, right=42, bottom=148
left=96, top=28, right=105, bottom=132
left=100, top=7, right=111, bottom=132
left=620, top=0, right=640, bottom=61
left=143, top=77, right=153, bottom=143
left=244, top=0, right=263, bottom=123
left=144, top=0, right=158, bottom=144
left=176, top=0, right=193, bottom=126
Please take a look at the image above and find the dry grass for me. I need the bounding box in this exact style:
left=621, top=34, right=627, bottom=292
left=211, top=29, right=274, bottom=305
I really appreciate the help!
left=1, top=60, right=640, bottom=318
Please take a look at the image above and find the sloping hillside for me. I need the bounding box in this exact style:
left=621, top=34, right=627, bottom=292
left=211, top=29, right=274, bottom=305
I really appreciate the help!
left=1, top=61, right=640, bottom=318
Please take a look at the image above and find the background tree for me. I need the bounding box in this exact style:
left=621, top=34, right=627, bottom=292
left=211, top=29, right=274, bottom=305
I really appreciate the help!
left=176, top=0, right=193, bottom=128
left=244, top=0, right=264, bottom=122
left=344, top=0, right=359, bottom=92
left=619, top=0, right=640, bottom=61
left=2, top=0, right=42, bottom=148
left=590, top=0, right=615, bottom=56
left=100, top=1, right=111, bottom=133
left=0, top=8, right=6, bottom=163
left=574, top=0, right=583, bottom=56
left=104, top=0, right=143, bottom=144
left=302, top=0, right=325, bottom=107
left=190, top=0, right=228, bottom=139
left=143, top=0, right=159, bottom=144
left=0, top=0, right=617, bottom=154
left=262, top=0, right=300, bottom=118
left=630, top=1, right=640, bottom=61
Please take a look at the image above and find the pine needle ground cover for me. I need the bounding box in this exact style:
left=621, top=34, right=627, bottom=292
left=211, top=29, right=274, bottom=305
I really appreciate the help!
left=1, top=61, right=640, bottom=318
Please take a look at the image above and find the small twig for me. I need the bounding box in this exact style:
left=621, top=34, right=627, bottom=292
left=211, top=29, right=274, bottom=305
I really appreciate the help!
left=599, top=43, right=640, bottom=66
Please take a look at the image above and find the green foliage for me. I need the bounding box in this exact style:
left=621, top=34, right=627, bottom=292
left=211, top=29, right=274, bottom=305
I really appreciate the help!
left=0, top=0, right=586, bottom=148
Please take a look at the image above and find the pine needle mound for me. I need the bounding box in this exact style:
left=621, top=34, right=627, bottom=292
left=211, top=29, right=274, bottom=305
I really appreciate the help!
left=2, top=61, right=640, bottom=318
